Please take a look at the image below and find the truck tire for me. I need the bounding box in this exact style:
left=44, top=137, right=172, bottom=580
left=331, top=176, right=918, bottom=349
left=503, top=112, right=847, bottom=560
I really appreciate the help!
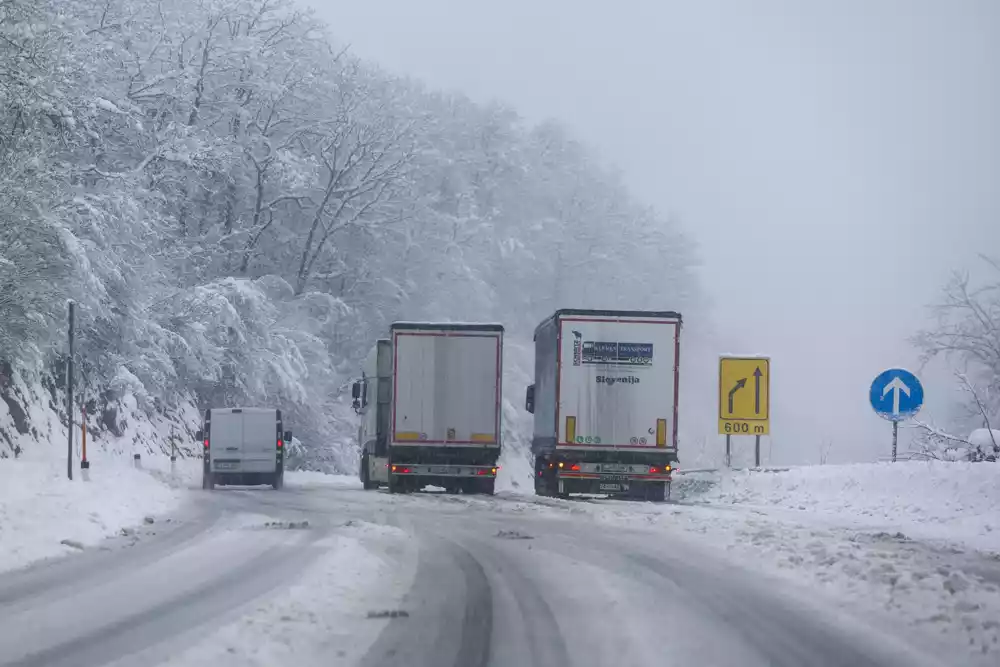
left=388, top=472, right=399, bottom=494
left=466, top=478, right=495, bottom=495
left=534, top=457, right=552, bottom=497
left=361, top=454, right=378, bottom=490
left=202, top=472, right=215, bottom=490
left=645, top=482, right=666, bottom=503
left=271, top=472, right=284, bottom=490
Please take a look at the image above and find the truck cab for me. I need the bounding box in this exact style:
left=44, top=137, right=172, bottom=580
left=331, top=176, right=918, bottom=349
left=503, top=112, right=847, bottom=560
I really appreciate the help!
left=355, top=339, right=392, bottom=489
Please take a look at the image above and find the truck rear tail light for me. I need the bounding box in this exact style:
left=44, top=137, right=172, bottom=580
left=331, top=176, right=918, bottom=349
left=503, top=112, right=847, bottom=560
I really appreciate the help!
left=656, top=419, right=667, bottom=447
left=203, top=439, right=209, bottom=449
left=565, top=416, right=577, bottom=444
left=392, top=466, right=412, bottom=474
left=277, top=439, right=283, bottom=449
left=569, top=463, right=581, bottom=471
left=649, top=466, right=661, bottom=474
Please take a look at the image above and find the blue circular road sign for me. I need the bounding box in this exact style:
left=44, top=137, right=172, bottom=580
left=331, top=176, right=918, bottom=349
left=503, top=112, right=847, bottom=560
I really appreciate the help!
left=869, top=368, right=924, bottom=422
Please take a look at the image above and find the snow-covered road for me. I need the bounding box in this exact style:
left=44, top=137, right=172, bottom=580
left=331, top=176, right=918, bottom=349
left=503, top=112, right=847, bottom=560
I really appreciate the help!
left=0, top=478, right=981, bottom=667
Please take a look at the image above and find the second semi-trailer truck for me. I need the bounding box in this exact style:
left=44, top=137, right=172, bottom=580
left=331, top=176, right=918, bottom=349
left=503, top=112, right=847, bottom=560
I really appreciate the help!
left=354, top=322, right=504, bottom=494
left=525, top=309, right=681, bottom=502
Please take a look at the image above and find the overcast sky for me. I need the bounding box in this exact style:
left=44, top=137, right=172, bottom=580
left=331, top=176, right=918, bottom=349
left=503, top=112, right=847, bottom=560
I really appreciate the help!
left=310, top=0, right=1000, bottom=464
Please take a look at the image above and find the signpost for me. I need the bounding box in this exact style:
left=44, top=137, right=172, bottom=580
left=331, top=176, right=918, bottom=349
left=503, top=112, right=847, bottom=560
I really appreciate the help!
left=869, top=368, right=923, bottom=462
left=719, top=356, right=770, bottom=467
left=66, top=301, right=75, bottom=481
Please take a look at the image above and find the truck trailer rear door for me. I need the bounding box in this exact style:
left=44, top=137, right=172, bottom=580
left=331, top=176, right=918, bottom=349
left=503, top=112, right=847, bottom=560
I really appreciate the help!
left=392, top=328, right=502, bottom=445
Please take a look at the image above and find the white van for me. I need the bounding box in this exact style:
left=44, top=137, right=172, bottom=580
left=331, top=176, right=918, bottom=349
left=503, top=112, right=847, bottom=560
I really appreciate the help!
left=196, top=408, right=291, bottom=490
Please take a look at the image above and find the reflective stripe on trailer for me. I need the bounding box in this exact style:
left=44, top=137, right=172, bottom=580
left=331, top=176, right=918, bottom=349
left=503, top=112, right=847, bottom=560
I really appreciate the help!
left=390, top=464, right=498, bottom=477
left=557, top=472, right=672, bottom=481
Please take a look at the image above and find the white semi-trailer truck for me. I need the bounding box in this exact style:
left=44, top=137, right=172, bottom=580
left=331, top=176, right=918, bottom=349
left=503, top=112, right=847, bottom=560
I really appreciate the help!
left=354, top=322, right=504, bottom=494
left=525, top=309, right=681, bottom=502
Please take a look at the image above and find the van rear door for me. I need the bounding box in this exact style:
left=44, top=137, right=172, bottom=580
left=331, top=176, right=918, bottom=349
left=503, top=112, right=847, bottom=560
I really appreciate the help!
left=210, top=409, right=243, bottom=472
left=241, top=408, right=278, bottom=473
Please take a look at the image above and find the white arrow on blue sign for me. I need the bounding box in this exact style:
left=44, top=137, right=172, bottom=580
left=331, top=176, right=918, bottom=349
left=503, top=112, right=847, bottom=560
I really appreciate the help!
left=869, top=368, right=924, bottom=422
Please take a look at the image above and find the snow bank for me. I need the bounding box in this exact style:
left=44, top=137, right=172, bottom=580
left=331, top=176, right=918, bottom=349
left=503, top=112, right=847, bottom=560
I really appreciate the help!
left=682, top=462, right=1000, bottom=553
left=969, top=428, right=1000, bottom=448
left=0, top=454, right=188, bottom=573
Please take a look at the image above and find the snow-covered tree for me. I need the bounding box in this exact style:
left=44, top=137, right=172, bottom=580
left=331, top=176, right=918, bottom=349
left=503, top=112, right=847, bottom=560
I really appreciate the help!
left=0, top=0, right=700, bottom=469
left=912, top=256, right=1000, bottom=462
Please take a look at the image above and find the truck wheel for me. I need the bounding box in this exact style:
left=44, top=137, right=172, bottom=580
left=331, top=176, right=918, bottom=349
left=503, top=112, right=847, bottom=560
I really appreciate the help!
left=534, top=458, right=551, bottom=497
left=388, top=473, right=399, bottom=494
left=202, top=472, right=215, bottom=490
left=271, top=472, right=284, bottom=490
left=479, top=478, right=496, bottom=496
left=361, top=454, right=378, bottom=490
left=645, top=482, right=666, bottom=503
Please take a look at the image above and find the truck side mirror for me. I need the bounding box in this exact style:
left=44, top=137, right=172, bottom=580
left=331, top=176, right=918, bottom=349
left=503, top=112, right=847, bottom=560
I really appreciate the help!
left=351, top=381, right=362, bottom=399
left=525, top=384, right=535, bottom=414
left=195, top=429, right=203, bottom=441
left=283, top=430, right=292, bottom=442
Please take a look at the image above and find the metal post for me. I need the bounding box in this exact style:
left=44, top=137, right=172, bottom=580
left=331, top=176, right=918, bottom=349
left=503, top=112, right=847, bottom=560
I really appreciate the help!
left=725, top=434, right=732, bottom=468
left=66, top=302, right=74, bottom=481
left=81, top=405, right=90, bottom=480
left=892, top=421, right=898, bottom=463
left=754, top=435, right=761, bottom=468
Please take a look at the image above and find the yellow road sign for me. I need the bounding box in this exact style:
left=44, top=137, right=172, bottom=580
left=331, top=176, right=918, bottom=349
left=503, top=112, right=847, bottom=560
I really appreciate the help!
left=718, top=357, right=770, bottom=435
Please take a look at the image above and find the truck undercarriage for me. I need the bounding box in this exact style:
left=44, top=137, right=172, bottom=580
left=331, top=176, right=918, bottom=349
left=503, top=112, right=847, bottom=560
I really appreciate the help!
left=533, top=449, right=675, bottom=502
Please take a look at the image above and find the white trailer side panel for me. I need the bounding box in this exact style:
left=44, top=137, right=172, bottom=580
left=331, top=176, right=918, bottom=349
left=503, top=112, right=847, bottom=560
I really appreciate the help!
left=557, top=315, right=679, bottom=450
left=391, top=328, right=502, bottom=446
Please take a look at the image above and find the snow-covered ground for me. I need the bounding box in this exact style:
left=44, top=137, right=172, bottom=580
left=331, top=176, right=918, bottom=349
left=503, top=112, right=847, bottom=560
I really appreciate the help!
left=538, top=462, right=1000, bottom=662
left=283, top=470, right=361, bottom=489
left=680, top=462, right=1000, bottom=552
left=0, top=453, right=189, bottom=574
left=159, top=520, right=415, bottom=667
left=0, top=449, right=372, bottom=575
left=4, top=447, right=999, bottom=664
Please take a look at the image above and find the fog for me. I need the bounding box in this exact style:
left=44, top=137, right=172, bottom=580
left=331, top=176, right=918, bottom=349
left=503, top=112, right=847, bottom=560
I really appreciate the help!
left=312, top=0, right=1000, bottom=465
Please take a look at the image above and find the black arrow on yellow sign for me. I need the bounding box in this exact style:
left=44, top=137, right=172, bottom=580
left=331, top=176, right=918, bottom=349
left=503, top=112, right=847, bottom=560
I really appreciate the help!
left=728, top=378, right=747, bottom=414
left=754, top=366, right=763, bottom=414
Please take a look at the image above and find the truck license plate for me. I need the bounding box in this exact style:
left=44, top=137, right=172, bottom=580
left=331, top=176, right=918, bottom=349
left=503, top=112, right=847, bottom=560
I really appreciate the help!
left=215, top=462, right=236, bottom=470
left=431, top=466, right=453, bottom=474
left=599, top=483, right=627, bottom=492
left=602, top=464, right=628, bottom=473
